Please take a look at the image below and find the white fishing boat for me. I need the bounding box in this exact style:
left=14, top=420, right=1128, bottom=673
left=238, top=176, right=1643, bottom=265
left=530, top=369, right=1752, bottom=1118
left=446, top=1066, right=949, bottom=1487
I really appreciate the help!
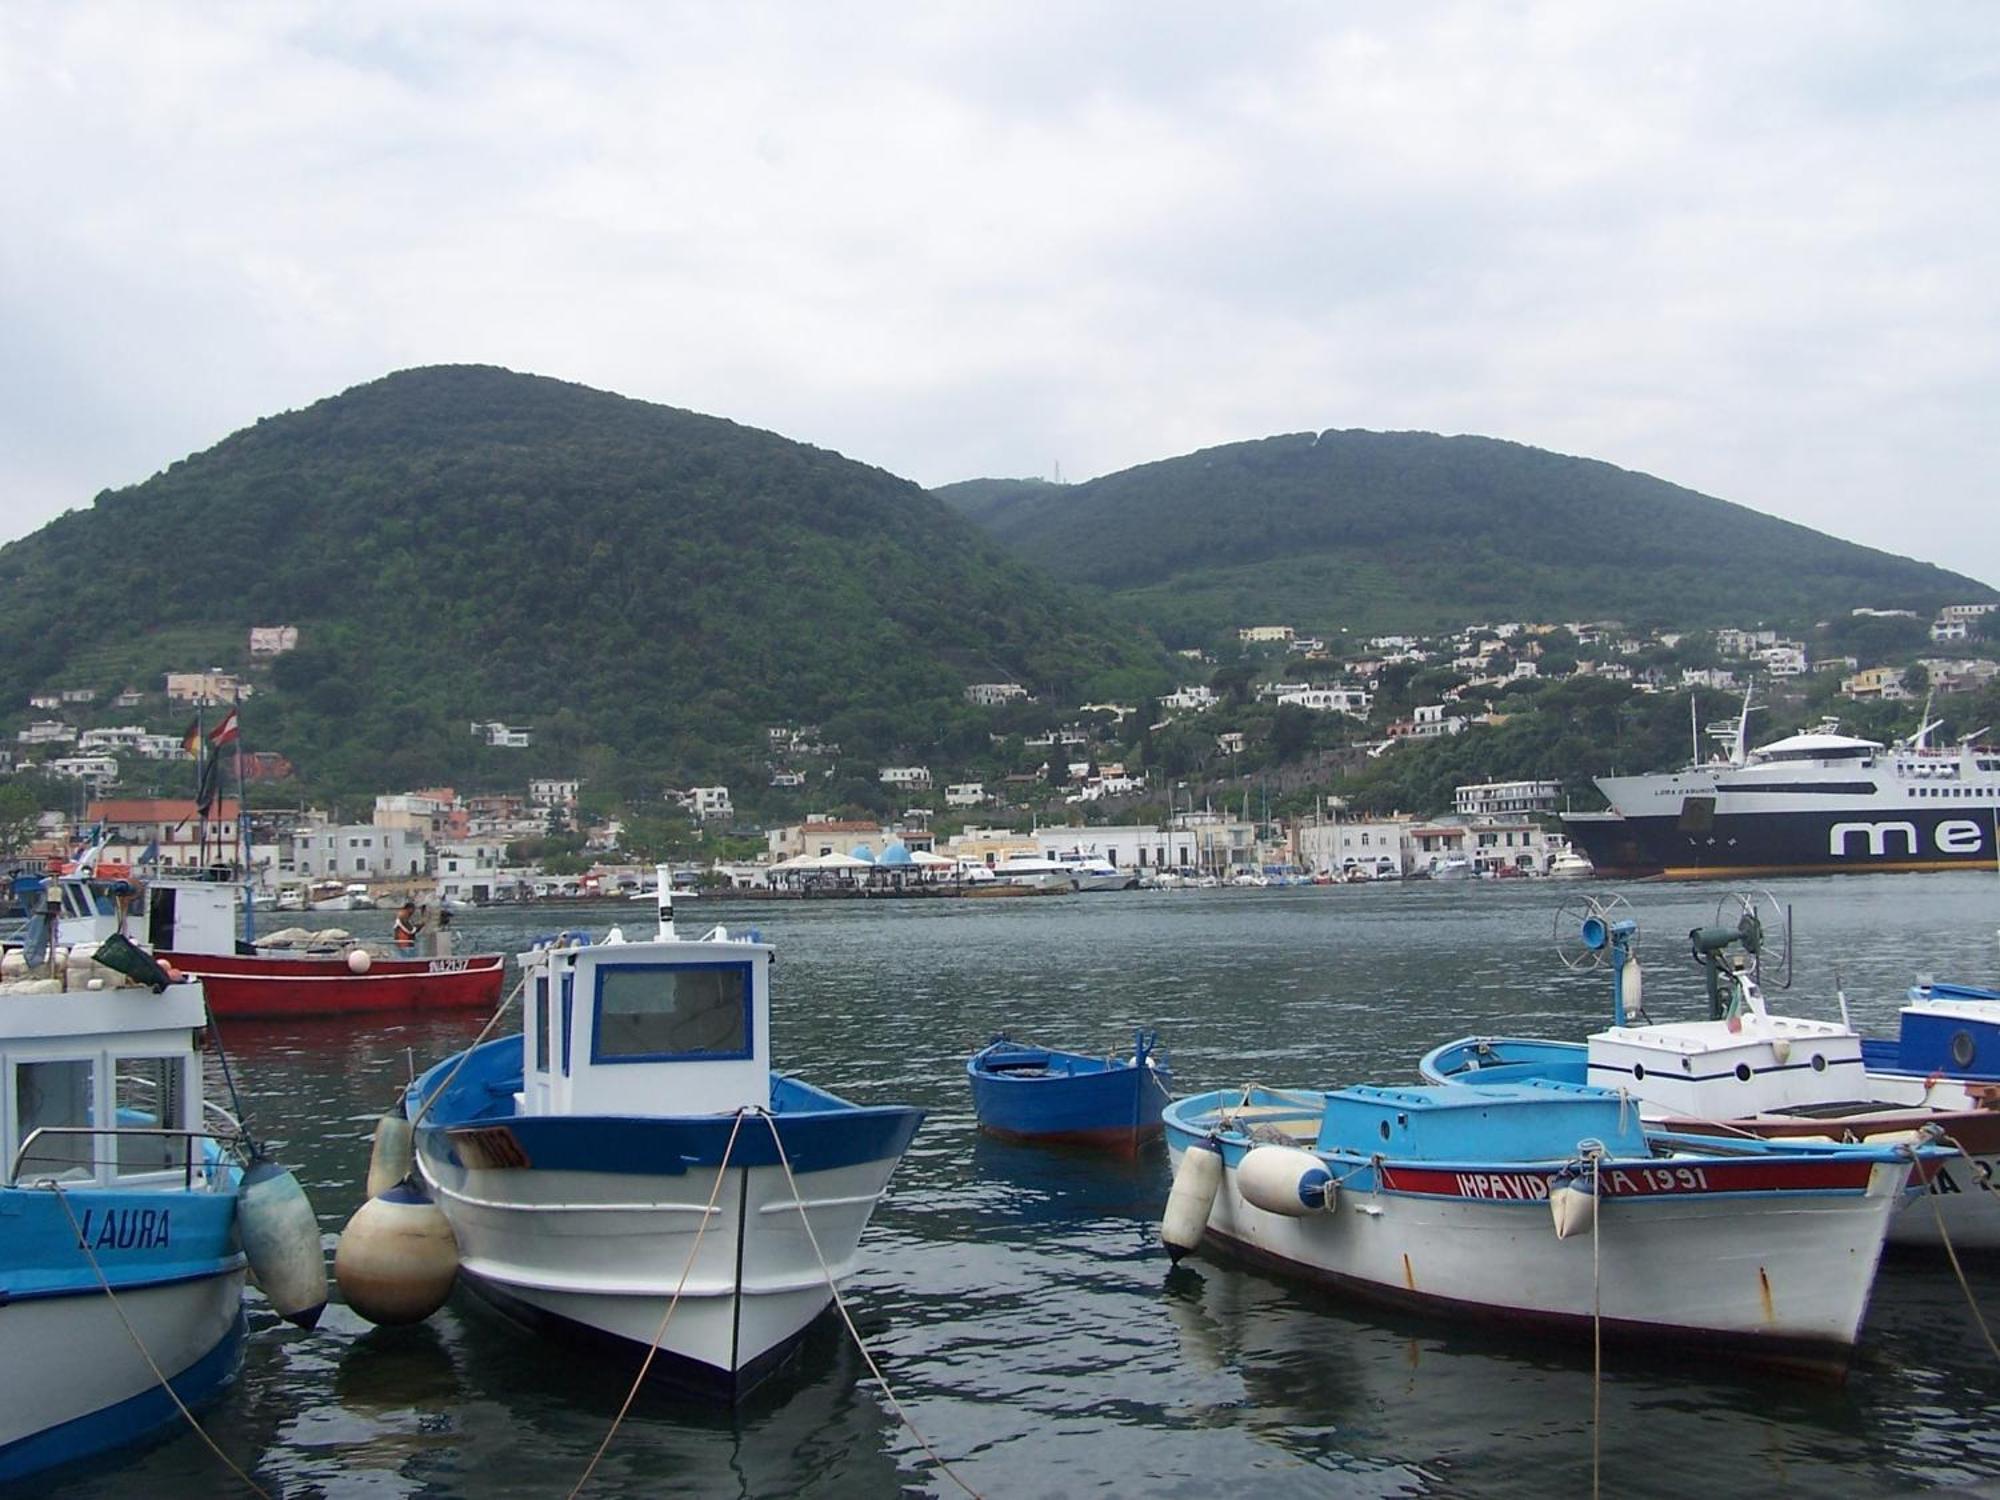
left=1419, top=896, right=2000, bottom=1251
left=991, top=852, right=1136, bottom=892
left=406, top=880, right=925, bottom=1397
left=0, top=906, right=325, bottom=1479
left=1162, top=1077, right=1932, bottom=1375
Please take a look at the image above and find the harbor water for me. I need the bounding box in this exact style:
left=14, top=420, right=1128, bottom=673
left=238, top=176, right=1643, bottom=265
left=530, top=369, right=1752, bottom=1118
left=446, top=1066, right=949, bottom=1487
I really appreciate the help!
left=47, top=874, right=2000, bottom=1498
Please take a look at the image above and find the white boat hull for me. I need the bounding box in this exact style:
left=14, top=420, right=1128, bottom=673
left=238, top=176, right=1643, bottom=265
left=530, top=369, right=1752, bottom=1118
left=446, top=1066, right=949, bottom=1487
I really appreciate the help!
left=0, top=1270, right=245, bottom=1472
left=1172, top=1143, right=1904, bottom=1368
left=419, top=1151, right=902, bottom=1393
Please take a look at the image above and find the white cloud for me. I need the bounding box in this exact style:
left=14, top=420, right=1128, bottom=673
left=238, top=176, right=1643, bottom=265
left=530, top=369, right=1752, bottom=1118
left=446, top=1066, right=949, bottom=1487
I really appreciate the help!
left=1, top=1, right=1995, bottom=586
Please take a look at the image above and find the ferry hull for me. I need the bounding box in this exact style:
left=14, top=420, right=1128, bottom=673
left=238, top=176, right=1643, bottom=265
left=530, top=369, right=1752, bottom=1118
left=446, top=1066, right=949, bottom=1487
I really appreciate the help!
left=161, top=949, right=506, bottom=1018
left=1562, top=807, right=2000, bottom=880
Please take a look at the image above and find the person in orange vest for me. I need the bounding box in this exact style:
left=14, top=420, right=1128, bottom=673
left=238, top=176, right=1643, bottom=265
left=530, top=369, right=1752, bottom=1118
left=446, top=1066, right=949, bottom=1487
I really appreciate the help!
left=393, top=899, right=423, bottom=953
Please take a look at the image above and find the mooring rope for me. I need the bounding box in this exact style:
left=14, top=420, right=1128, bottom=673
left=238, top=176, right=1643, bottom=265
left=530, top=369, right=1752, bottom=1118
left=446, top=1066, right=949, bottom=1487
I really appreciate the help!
left=1928, top=1134, right=2000, bottom=1364
left=758, top=1110, right=984, bottom=1500
left=566, top=1107, right=747, bottom=1498
left=50, top=1181, right=273, bottom=1499
left=404, top=971, right=527, bottom=1133
left=1591, top=1147, right=1604, bottom=1500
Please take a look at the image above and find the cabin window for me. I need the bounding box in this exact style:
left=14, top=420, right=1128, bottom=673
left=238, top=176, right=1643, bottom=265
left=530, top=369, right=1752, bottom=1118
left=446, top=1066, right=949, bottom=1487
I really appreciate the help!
left=14, top=1059, right=95, bottom=1180
left=561, top=973, right=575, bottom=1074
left=592, top=962, right=753, bottom=1062
left=114, top=1055, right=187, bottom=1175
left=531, top=974, right=550, bottom=1073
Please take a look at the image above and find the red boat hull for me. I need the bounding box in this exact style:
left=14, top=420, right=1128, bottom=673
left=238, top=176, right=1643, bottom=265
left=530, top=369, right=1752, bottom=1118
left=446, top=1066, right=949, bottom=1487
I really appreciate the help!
left=159, top=949, right=507, bottom=1019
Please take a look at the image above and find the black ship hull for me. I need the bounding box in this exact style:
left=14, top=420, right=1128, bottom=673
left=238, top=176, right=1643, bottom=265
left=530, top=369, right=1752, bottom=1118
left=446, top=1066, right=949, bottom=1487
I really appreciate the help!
left=1563, top=806, right=2000, bottom=880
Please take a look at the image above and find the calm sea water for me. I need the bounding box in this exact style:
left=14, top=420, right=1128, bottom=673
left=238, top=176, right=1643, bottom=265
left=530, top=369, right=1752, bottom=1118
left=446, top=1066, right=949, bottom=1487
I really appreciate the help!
left=49, top=875, right=2000, bottom=1498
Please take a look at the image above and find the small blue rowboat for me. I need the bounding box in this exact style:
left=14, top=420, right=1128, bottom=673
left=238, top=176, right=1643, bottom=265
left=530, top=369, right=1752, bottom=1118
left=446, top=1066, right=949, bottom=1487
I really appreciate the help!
left=967, top=1031, right=1170, bottom=1150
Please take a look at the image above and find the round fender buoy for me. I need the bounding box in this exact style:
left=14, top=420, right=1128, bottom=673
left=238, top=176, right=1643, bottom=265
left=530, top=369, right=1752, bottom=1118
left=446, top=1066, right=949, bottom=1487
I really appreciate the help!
left=1162, top=1137, right=1225, bottom=1263
left=335, top=1181, right=459, bottom=1326
left=347, top=948, right=373, bottom=974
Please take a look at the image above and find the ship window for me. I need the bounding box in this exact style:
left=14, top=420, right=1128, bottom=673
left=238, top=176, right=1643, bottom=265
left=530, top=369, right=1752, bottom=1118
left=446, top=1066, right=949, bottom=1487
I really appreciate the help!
left=114, top=1055, right=187, bottom=1175
left=14, top=1059, right=95, bottom=1180
left=530, top=975, right=549, bottom=1073
left=593, top=962, right=753, bottom=1062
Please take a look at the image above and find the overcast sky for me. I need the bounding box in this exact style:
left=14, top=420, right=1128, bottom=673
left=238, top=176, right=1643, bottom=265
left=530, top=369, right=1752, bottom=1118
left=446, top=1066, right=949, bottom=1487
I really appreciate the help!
left=4, top=3, right=1996, bottom=587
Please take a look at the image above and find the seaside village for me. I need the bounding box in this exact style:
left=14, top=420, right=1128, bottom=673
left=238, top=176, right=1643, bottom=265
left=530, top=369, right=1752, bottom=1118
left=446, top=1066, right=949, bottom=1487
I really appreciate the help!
left=7, top=605, right=1997, bottom=904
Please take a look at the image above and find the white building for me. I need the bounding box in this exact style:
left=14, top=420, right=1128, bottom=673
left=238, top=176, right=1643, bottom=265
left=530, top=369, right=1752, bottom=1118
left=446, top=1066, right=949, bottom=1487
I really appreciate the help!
left=1758, top=645, right=1808, bottom=677
left=291, top=824, right=430, bottom=879
left=1931, top=619, right=1969, bottom=643
left=46, top=755, right=120, bottom=787
left=1940, top=603, right=1997, bottom=623
left=945, top=782, right=987, bottom=807
left=1410, top=704, right=1467, bottom=739
left=529, top=778, right=580, bottom=808
left=78, top=726, right=187, bottom=760
left=1162, top=685, right=1217, bottom=713
left=1277, top=686, right=1373, bottom=716
left=1293, top=814, right=1409, bottom=878
left=16, top=721, right=76, bottom=746
left=964, top=682, right=1029, bottom=707
left=434, top=841, right=515, bottom=905
left=878, top=767, right=933, bottom=790
left=248, top=626, right=299, bottom=656
left=770, top=770, right=806, bottom=788
left=676, top=786, right=734, bottom=821
left=1238, top=626, right=1295, bottom=644
left=472, top=721, right=532, bottom=748
left=1454, top=779, right=1560, bottom=818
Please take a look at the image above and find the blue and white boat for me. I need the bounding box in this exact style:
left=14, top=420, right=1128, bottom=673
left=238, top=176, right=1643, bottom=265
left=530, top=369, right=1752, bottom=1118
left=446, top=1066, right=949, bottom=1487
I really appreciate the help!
left=407, top=888, right=925, bottom=1398
left=1866, top=980, right=2000, bottom=1082
left=1, top=963, right=245, bottom=1480
left=1162, top=1079, right=1935, bottom=1375
left=1418, top=899, right=2000, bottom=1251
left=967, top=1032, right=1170, bottom=1150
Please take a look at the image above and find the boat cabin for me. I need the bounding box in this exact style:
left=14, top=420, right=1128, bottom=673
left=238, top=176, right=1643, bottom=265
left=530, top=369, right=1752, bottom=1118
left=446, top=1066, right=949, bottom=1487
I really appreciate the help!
left=1318, top=1080, right=1650, bottom=1162
left=1, top=981, right=209, bottom=1188
left=1586, top=1010, right=1865, bottom=1118
left=9, top=872, right=240, bottom=958
left=517, top=925, right=774, bottom=1118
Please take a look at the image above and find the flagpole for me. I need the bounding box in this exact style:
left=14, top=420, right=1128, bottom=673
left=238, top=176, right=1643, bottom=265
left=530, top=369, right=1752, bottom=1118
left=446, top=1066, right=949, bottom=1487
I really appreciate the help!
left=236, top=721, right=253, bottom=944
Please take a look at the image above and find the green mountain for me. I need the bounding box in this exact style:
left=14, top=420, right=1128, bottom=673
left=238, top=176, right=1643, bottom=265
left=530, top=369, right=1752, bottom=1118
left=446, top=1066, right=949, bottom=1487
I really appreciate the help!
left=934, top=432, right=1996, bottom=644
left=0, top=366, right=1165, bottom=802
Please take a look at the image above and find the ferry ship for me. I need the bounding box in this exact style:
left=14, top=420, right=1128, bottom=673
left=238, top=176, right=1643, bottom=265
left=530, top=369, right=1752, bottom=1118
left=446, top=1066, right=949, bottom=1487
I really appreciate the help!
left=1561, top=699, right=2000, bottom=879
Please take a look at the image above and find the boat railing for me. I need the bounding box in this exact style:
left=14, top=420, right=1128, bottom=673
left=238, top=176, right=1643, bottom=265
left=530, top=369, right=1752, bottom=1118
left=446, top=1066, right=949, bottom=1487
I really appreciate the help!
left=8, top=1125, right=238, bottom=1190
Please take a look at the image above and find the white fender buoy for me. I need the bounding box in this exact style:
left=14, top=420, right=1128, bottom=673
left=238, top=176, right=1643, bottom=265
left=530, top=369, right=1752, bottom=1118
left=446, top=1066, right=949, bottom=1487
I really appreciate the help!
left=1238, top=1144, right=1337, bottom=1217
left=1162, top=1138, right=1225, bottom=1263
left=335, top=1180, right=460, bottom=1326
left=1550, top=1166, right=1599, bottom=1241
left=239, top=1155, right=330, bottom=1328
left=364, top=1109, right=414, bottom=1200
left=1618, top=957, right=1644, bottom=1020
left=1770, top=1036, right=1792, bottom=1064
left=347, top=948, right=373, bottom=974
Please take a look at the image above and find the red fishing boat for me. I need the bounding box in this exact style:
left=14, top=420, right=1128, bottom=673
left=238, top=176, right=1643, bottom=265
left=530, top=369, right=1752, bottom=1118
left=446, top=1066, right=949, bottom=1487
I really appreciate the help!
left=27, top=865, right=505, bottom=1020
left=160, top=944, right=506, bottom=1020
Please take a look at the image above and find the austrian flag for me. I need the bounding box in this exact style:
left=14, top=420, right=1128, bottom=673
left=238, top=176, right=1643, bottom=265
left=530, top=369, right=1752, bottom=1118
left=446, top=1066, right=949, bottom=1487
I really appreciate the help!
left=210, top=710, right=241, bottom=747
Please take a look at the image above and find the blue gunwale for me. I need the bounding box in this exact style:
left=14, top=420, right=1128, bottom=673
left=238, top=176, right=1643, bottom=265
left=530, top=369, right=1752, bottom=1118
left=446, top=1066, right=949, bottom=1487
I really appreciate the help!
left=410, top=1034, right=924, bottom=1175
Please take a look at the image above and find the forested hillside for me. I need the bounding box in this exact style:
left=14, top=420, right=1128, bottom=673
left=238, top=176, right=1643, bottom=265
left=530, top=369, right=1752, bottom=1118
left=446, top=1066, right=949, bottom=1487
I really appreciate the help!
left=0, top=367, right=1166, bottom=800
left=936, top=433, right=1995, bottom=643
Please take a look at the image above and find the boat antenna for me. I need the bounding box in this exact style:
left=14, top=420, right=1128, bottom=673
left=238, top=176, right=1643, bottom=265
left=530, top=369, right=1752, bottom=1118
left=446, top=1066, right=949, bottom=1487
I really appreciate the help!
left=1689, top=690, right=1699, bottom=767
left=655, top=862, right=676, bottom=941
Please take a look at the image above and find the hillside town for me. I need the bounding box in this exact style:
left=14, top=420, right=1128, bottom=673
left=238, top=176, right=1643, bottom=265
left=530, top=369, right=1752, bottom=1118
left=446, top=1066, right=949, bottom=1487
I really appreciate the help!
left=7, top=602, right=1994, bottom=899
